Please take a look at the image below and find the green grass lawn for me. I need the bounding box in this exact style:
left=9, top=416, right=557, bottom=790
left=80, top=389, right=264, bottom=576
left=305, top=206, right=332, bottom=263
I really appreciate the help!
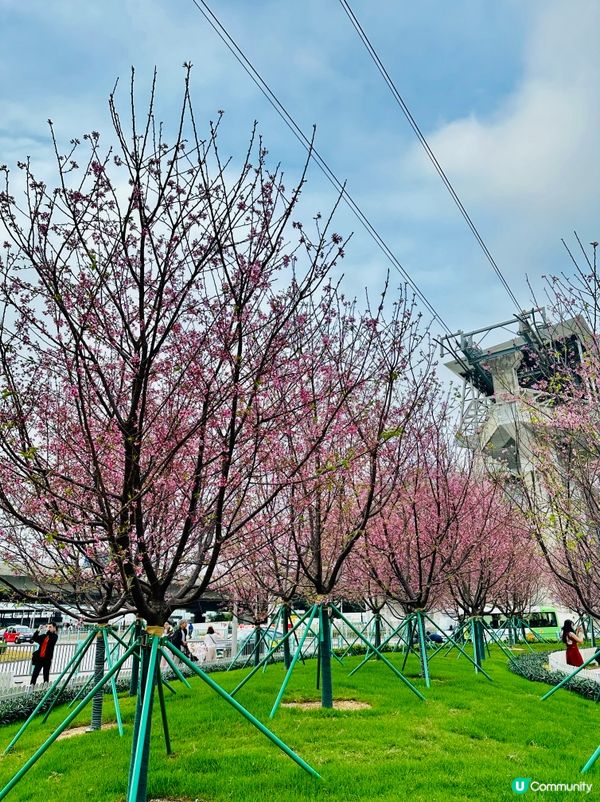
left=0, top=647, right=596, bottom=802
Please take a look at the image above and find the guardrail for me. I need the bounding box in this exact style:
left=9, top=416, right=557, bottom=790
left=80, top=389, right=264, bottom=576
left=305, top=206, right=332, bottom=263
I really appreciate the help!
left=0, top=621, right=405, bottom=700
left=0, top=638, right=135, bottom=686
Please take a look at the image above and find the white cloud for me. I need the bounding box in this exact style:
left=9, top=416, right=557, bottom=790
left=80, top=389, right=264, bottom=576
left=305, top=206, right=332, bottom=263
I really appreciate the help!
left=406, top=1, right=600, bottom=223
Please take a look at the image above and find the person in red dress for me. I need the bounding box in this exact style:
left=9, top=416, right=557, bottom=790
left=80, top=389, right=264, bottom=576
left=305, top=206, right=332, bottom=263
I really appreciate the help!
left=561, top=619, right=584, bottom=667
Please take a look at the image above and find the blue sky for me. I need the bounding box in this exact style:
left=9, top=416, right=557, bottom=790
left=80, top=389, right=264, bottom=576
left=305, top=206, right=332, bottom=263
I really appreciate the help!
left=1, top=0, right=598, bottom=350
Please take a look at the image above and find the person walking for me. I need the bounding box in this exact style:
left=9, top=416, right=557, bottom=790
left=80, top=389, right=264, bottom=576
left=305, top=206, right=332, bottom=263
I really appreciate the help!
left=561, top=619, right=584, bottom=667
left=30, top=623, right=58, bottom=686
left=204, top=626, right=219, bottom=662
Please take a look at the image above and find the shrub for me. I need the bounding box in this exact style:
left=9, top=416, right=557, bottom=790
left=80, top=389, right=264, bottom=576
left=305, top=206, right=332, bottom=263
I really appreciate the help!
left=509, top=651, right=600, bottom=702
left=0, top=651, right=288, bottom=726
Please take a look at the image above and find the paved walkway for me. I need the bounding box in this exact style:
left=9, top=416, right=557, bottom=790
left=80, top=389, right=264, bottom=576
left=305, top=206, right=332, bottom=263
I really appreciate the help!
left=548, top=647, right=600, bottom=682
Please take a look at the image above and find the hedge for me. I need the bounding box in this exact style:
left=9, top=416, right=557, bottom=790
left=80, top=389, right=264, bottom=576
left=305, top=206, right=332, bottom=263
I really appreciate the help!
left=0, top=651, right=281, bottom=727
left=508, top=651, right=600, bottom=702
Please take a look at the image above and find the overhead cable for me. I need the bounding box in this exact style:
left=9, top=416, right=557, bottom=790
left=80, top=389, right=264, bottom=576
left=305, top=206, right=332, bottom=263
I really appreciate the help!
left=189, top=1, right=482, bottom=377
left=338, top=0, right=523, bottom=314
left=190, top=0, right=455, bottom=336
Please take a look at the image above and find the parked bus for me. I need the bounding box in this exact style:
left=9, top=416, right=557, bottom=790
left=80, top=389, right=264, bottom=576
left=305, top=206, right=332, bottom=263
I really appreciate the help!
left=484, top=606, right=560, bottom=641
left=521, top=607, right=560, bottom=640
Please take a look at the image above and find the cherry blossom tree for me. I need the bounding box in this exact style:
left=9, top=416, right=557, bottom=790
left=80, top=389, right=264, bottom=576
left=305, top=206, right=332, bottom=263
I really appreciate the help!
left=445, top=480, right=533, bottom=665
left=519, top=434, right=600, bottom=623
left=509, top=241, right=600, bottom=630
left=218, top=488, right=305, bottom=668
left=0, top=68, right=356, bottom=628
left=0, top=68, right=406, bottom=798
left=213, top=559, right=274, bottom=666
left=359, top=391, right=474, bottom=618
left=274, top=293, right=434, bottom=706
left=339, top=554, right=389, bottom=651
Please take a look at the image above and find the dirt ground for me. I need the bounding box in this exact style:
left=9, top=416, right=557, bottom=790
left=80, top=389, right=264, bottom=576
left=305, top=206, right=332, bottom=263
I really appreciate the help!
left=56, top=722, right=117, bottom=740
left=281, top=699, right=371, bottom=710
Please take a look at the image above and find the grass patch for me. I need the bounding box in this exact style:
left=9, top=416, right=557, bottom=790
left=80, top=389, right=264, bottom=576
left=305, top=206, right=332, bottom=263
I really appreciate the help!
left=0, top=647, right=596, bottom=802
left=0, top=650, right=30, bottom=664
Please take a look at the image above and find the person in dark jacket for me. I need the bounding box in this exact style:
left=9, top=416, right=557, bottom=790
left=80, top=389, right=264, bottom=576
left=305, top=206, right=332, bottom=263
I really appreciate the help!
left=171, top=620, right=191, bottom=657
left=30, top=623, right=58, bottom=685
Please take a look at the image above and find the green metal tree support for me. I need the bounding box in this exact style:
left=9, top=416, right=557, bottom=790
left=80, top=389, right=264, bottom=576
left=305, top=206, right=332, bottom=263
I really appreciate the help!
left=349, top=610, right=491, bottom=686
left=540, top=648, right=600, bottom=774
left=0, top=628, right=320, bottom=802
left=4, top=625, right=128, bottom=755
left=232, top=602, right=426, bottom=717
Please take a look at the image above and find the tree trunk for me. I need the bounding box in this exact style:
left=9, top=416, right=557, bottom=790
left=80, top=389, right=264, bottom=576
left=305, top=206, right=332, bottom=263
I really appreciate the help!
left=507, top=622, right=515, bottom=646
left=129, top=618, right=144, bottom=696
left=89, top=631, right=105, bottom=731
left=319, top=606, right=333, bottom=709
left=472, top=619, right=486, bottom=668
left=373, top=611, right=382, bottom=658
left=253, top=625, right=261, bottom=667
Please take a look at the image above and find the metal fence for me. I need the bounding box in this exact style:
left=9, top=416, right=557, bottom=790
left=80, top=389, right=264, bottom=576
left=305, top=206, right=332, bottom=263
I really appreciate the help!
left=0, top=637, right=136, bottom=687
left=0, top=619, right=405, bottom=701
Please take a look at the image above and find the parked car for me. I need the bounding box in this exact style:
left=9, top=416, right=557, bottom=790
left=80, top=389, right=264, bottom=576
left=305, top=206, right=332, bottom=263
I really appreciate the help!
left=1, top=625, right=36, bottom=644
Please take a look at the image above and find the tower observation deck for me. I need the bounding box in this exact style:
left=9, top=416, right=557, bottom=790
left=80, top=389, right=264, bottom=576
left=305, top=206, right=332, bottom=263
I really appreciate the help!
left=441, top=309, right=592, bottom=476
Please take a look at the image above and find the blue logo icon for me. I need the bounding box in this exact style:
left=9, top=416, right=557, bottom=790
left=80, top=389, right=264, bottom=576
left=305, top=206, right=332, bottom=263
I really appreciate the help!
left=512, top=778, right=532, bottom=794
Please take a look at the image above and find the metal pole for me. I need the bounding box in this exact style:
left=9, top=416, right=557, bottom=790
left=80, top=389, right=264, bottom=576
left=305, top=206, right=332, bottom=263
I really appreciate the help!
left=102, top=628, right=124, bottom=737
left=330, top=605, right=425, bottom=701
left=347, top=619, right=407, bottom=676
left=261, top=607, right=284, bottom=672
left=582, top=743, right=600, bottom=774
left=230, top=607, right=313, bottom=697
left=128, top=639, right=148, bottom=792
left=164, top=640, right=320, bottom=779
left=270, top=605, right=318, bottom=718
left=415, top=611, right=430, bottom=688
left=127, top=634, right=159, bottom=802
left=5, top=628, right=98, bottom=751
left=160, top=649, right=192, bottom=688
left=41, top=629, right=100, bottom=722
left=470, top=619, right=480, bottom=672
left=541, top=650, right=600, bottom=700
left=421, top=612, right=492, bottom=680
left=0, top=642, right=137, bottom=801
left=338, top=619, right=369, bottom=659
left=67, top=672, right=95, bottom=708
left=481, top=620, right=519, bottom=663
left=155, top=660, right=172, bottom=755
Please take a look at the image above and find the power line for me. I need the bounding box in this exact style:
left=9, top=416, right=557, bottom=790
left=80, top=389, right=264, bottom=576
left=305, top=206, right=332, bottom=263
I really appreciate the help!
left=190, top=1, right=453, bottom=335
left=338, top=0, right=523, bottom=314
left=189, top=1, right=483, bottom=379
